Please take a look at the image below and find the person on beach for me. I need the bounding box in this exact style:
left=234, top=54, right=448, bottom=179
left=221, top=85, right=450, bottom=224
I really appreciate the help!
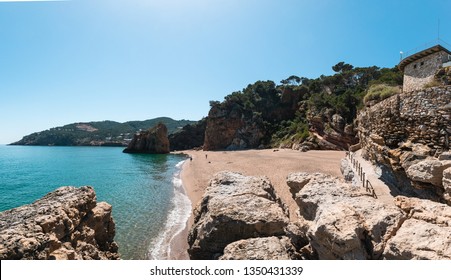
left=205, top=154, right=208, bottom=159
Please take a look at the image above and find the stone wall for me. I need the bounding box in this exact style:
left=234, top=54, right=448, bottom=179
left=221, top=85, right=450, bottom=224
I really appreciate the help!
left=357, top=86, right=451, bottom=201
left=403, top=50, right=449, bottom=92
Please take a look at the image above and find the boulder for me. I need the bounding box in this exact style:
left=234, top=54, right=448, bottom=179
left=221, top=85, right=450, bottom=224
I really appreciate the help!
left=219, top=237, right=300, bottom=260
left=188, top=172, right=289, bottom=259
left=444, top=168, right=451, bottom=204
left=287, top=172, right=404, bottom=259
left=123, top=123, right=170, bottom=154
left=383, top=196, right=451, bottom=259
left=406, top=159, right=451, bottom=187
left=0, top=186, right=119, bottom=260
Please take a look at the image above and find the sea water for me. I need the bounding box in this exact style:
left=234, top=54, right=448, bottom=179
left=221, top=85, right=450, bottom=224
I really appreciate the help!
left=0, top=145, right=190, bottom=260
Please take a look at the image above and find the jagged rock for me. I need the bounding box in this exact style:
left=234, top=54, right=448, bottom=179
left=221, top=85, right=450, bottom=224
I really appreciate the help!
left=439, top=152, right=451, bottom=160
left=188, top=172, right=289, bottom=259
left=0, top=186, right=119, bottom=260
left=406, top=159, right=451, bottom=187
left=169, top=119, right=206, bottom=151
left=444, top=168, right=451, bottom=204
left=340, top=158, right=355, bottom=182
left=219, top=237, right=300, bottom=260
left=287, top=173, right=404, bottom=260
left=123, top=123, right=169, bottom=154
left=383, top=196, right=451, bottom=259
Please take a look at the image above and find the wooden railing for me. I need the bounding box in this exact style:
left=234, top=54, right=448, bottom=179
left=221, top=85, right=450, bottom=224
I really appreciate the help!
left=346, top=152, right=377, bottom=198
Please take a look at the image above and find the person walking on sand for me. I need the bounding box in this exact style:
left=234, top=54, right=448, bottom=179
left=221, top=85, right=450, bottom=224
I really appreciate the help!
left=205, top=154, right=208, bottom=159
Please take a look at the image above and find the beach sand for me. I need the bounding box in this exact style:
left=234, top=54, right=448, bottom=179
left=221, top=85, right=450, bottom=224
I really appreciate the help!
left=169, top=149, right=346, bottom=260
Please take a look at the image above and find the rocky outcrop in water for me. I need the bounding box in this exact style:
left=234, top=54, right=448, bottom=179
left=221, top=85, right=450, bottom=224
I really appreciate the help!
left=0, top=186, right=119, bottom=260
left=188, top=172, right=290, bottom=259
left=123, top=123, right=170, bottom=154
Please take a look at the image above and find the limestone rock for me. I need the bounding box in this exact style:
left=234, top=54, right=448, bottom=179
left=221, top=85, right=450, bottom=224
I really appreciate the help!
left=188, top=172, right=289, bottom=259
left=444, top=167, right=451, bottom=204
left=383, top=196, right=451, bottom=259
left=219, top=237, right=300, bottom=260
left=340, top=158, right=355, bottom=182
left=123, top=123, right=169, bottom=154
left=0, top=186, right=119, bottom=260
left=287, top=172, right=404, bottom=260
left=406, top=159, right=451, bottom=186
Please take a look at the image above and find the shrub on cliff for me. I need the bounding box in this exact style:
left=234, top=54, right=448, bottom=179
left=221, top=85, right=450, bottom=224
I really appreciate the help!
left=364, top=84, right=400, bottom=104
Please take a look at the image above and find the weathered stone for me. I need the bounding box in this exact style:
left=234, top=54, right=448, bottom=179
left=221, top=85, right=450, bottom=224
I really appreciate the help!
left=287, top=173, right=404, bottom=260
left=340, top=158, right=355, bottom=182
left=188, top=172, right=289, bottom=260
left=219, top=237, right=300, bottom=260
left=406, top=159, right=451, bottom=187
left=0, top=186, right=119, bottom=260
left=123, top=123, right=170, bottom=154
left=439, top=152, right=451, bottom=160
left=444, top=168, right=451, bottom=204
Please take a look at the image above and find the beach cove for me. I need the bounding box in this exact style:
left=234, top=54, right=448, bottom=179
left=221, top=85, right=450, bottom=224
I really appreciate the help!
left=170, top=149, right=346, bottom=259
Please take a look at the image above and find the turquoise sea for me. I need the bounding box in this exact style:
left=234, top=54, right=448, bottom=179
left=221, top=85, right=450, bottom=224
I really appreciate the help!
left=0, top=145, right=190, bottom=260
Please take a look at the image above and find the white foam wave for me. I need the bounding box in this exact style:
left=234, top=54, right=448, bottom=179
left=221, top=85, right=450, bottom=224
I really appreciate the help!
left=148, top=159, right=192, bottom=260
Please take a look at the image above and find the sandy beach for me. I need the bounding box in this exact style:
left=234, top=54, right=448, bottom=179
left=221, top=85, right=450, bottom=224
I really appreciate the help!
left=169, top=148, right=346, bottom=260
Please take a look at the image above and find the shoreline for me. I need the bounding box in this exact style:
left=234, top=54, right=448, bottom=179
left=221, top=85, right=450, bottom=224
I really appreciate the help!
left=168, top=149, right=346, bottom=260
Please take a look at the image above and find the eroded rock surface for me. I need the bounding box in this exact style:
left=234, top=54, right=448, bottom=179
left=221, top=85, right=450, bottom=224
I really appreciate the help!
left=383, top=196, right=451, bottom=259
left=219, top=236, right=300, bottom=260
left=123, top=123, right=170, bottom=154
left=287, top=172, right=405, bottom=259
left=188, top=171, right=289, bottom=259
left=0, top=186, right=119, bottom=260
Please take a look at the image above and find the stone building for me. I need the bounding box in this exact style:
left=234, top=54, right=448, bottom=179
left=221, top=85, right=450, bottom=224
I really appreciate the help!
left=399, top=44, right=451, bottom=92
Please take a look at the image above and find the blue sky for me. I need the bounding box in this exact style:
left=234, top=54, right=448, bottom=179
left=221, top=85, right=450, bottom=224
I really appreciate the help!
left=0, top=0, right=450, bottom=144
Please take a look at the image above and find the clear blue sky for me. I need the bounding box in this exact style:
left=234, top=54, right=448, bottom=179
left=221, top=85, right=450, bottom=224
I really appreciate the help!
left=0, top=0, right=450, bottom=144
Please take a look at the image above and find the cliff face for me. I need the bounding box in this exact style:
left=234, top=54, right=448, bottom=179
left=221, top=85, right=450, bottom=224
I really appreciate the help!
left=169, top=119, right=207, bottom=151
left=0, top=186, right=119, bottom=260
left=357, top=86, right=451, bottom=203
left=123, top=123, right=170, bottom=154
left=203, top=105, right=265, bottom=150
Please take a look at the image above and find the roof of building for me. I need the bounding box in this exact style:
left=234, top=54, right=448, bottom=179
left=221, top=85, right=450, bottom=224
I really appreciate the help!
left=398, top=44, right=451, bottom=71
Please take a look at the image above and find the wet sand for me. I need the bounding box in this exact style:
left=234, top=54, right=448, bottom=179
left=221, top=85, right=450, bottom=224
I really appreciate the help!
left=169, top=149, right=346, bottom=260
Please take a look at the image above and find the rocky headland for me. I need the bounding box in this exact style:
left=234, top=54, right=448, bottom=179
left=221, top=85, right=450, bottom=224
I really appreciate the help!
left=0, top=186, right=119, bottom=260
left=123, top=123, right=170, bottom=154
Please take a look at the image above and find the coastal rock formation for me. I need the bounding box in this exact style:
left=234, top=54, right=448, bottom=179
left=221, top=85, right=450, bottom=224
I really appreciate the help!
left=188, top=171, right=289, bottom=259
left=383, top=196, right=451, bottom=259
left=219, top=237, right=300, bottom=260
left=169, top=118, right=206, bottom=151
left=123, top=123, right=170, bottom=154
left=0, top=186, right=119, bottom=260
left=357, top=86, right=451, bottom=202
left=203, top=103, right=265, bottom=150
left=287, top=172, right=405, bottom=259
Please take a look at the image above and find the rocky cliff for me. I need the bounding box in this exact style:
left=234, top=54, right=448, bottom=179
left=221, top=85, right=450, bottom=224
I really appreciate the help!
left=188, top=171, right=451, bottom=260
left=169, top=119, right=207, bottom=151
left=357, top=86, right=451, bottom=203
left=0, top=186, right=119, bottom=260
left=123, top=123, right=170, bottom=154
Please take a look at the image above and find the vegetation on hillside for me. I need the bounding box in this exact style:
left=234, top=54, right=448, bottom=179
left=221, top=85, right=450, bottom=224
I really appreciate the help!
left=11, top=117, right=195, bottom=146
left=209, top=63, right=403, bottom=148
